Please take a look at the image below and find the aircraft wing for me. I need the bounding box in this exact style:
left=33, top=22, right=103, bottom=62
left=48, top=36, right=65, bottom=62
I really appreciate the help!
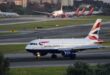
left=58, top=44, right=103, bottom=52
left=34, top=11, right=52, bottom=15
left=73, top=45, right=102, bottom=50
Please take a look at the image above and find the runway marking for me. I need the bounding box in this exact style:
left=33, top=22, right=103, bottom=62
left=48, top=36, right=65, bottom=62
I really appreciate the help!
left=0, top=42, right=27, bottom=45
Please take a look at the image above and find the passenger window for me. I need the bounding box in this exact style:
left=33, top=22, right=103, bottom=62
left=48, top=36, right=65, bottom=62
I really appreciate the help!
left=30, top=43, right=37, bottom=45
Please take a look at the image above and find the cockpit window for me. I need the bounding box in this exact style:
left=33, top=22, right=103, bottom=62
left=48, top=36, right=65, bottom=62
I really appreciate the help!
left=30, top=43, right=37, bottom=45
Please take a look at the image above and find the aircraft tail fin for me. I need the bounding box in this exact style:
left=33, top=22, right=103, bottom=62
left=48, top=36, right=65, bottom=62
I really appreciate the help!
left=75, top=8, right=80, bottom=16
left=78, top=7, right=86, bottom=16
left=86, top=19, right=103, bottom=43
left=60, top=4, right=63, bottom=11
left=87, top=7, right=94, bottom=16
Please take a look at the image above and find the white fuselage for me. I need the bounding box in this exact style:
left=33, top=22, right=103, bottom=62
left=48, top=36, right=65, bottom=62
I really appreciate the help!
left=26, top=38, right=98, bottom=51
left=83, top=11, right=91, bottom=15
left=83, top=10, right=102, bottom=15
left=52, top=10, right=63, bottom=17
left=0, top=11, right=19, bottom=17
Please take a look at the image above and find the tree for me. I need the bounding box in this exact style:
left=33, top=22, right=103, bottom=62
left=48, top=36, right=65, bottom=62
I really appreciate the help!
left=0, top=53, right=9, bottom=75
left=66, top=62, right=110, bottom=75
left=93, top=64, right=110, bottom=75
left=13, top=5, right=25, bottom=14
left=66, top=62, right=92, bottom=75
left=0, top=3, right=7, bottom=11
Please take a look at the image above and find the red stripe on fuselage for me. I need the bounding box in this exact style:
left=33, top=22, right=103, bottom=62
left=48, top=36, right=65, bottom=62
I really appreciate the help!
left=39, top=41, right=49, bottom=45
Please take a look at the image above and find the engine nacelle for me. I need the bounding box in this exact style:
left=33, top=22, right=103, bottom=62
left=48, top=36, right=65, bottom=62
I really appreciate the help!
left=40, top=52, right=48, bottom=56
left=62, top=50, right=76, bottom=58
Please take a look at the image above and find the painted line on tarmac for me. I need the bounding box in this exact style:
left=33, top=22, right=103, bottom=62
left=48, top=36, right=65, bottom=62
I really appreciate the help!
left=0, top=42, right=27, bottom=45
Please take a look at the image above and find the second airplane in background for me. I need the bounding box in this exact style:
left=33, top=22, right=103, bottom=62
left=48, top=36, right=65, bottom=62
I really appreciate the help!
left=34, top=6, right=81, bottom=18
left=34, top=6, right=103, bottom=18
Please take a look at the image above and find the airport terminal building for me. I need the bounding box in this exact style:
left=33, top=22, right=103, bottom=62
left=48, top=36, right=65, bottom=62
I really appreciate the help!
left=0, top=0, right=110, bottom=8
left=0, top=0, right=75, bottom=7
left=29, top=0, right=74, bottom=6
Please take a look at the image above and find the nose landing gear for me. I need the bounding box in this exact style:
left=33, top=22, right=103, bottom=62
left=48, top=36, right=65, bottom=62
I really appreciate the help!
left=34, top=52, right=41, bottom=59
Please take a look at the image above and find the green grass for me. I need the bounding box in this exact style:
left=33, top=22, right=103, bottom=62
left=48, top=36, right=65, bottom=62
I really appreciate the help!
left=102, top=42, right=110, bottom=46
left=10, top=67, right=66, bottom=75
left=0, top=19, right=93, bottom=30
left=0, top=32, right=20, bottom=36
left=0, top=16, right=110, bottom=31
left=0, top=17, right=5, bottom=20
left=0, top=44, right=26, bottom=53
left=79, top=15, right=110, bottom=21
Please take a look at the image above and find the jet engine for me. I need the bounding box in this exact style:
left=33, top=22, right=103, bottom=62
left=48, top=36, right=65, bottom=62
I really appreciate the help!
left=62, top=50, right=76, bottom=59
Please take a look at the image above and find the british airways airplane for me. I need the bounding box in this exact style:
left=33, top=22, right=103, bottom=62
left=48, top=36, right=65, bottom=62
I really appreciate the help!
left=25, top=19, right=103, bottom=59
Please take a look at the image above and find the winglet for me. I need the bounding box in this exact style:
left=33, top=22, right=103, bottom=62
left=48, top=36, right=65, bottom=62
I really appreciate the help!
left=87, top=7, right=94, bottom=16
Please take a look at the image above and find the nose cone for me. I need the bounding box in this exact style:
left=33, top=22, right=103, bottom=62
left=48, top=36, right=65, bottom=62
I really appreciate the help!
left=25, top=45, right=34, bottom=53
left=25, top=44, right=37, bottom=50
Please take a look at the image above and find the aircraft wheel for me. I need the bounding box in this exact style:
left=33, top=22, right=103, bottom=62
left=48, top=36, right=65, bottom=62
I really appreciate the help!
left=51, top=54, right=57, bottom=59
left=70, top=54, right=76, bottom=59
left=35, top=52, right=41, bottom=59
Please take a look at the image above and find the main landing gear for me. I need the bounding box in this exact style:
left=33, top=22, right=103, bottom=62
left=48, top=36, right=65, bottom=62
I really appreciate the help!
left=69, top=54, right=76, bottom=59
left=51, top=54, right=57, bottom=59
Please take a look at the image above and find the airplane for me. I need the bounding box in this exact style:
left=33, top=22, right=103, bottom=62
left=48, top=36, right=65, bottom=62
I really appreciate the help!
left=34, top=6, right=81, bottom=18
left=83, top=7, right=103, bottom=16
left=25, top=19, right=103, bottom=59
left=0, top=10, right=19, bottom=17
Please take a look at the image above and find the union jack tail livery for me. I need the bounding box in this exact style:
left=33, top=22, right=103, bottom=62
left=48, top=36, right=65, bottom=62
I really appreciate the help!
left=75, top=8, right=80, bottom=16
left=86, top=19, right=103, bottom=43
left=87, top=7, right=94, bottom=16
left=78, top=7, right=86, bottom=16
